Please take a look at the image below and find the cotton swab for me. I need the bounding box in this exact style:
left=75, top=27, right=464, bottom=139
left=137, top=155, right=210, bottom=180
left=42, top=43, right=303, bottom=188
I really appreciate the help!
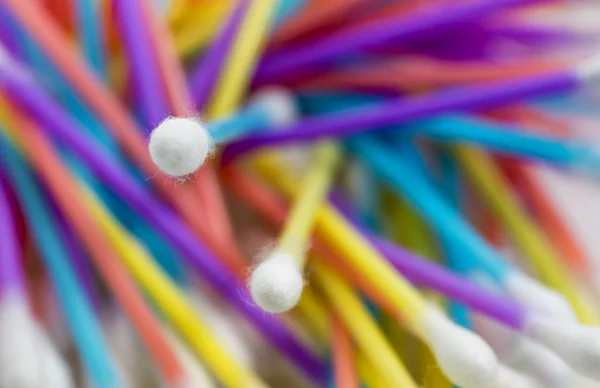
left=496, top=363, right=540, bottom=388
left=0, top=142, right=119, bottom=388
left=0, top=104, right=187, bottom=386
left=312, top=260, right=419, bottom=388
left=250, top=141, right=340, bottom=313
left=0, top=61, right=324, bottom=380
left=252, top=154, right=499, bottom=388
left=223, top=55, right=600, bottom=158
left=148, top=87, right=297, bottom=177
left=473, top=313, right=573, bottom=388
left=346, top=135, right=576, bottom=320
left=256, top=0, right=544, bottom=81
left=128, top=0, right=248, bottom=274
left=524, top=314, right=600, bottom=381
left=402, top=141, right=600, bottom=383
left=453, top=145, right=598, bottom=323
left=242, top=153, right=600, bottom=383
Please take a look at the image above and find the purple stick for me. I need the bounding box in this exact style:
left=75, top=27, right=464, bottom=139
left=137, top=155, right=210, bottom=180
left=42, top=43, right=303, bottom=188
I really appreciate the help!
left=189, top=0, right=250, bottom=110
left=0, top=174, right=24, bottom=293
left=329, top=191, right=526, bottom=329
left=0, top=58, right=325, bottom=383
left=114, top=0, right=168, bottom=127
left=374, top=236, right=526, bottom=330
left=255, top=0, right=546, bottom=82
left=222, top=70, right=578, bottom=159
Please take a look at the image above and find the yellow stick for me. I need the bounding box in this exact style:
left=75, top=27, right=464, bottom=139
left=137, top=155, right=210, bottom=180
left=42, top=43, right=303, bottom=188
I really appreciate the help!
left=172, top=1, right=235, bottom=57
left=254, top=153, right=426, bottom=326
left=313, top=260, right=418, bottom=388
left=294, top=288, right=330, bottom=344
left=207, top=0, right=278, bottom=117
left=81, top=189, right=269, bottom=388
left=394, top=199, right=451, bottom=388
left=278, top=142, right=340, bottom=265
left=454, top=146, right=598, bottom=324
left=356, top=350, right=388, bottom=388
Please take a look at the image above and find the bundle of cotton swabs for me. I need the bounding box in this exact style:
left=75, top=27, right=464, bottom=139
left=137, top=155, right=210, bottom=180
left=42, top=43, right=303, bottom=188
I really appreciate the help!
left=2, top=0, right=600, bottom=387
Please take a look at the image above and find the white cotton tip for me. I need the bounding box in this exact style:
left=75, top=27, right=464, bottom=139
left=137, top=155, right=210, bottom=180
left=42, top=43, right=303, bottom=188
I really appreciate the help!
left=249, top=250, right=304, bottom=314
left=576, top=54, right=600, bottom=83
left=525, top=314, right=600, bottom=381
left=148, top=117, right=212, bottom=177
left=507, top=337, right=573, bottom=388
left=418, top=305, right=499, bottom=388
left=504, top=272, right=577, bottom=322
left=250, top=87, right=298, bottom=126
left=0, top=295, right=44, bottom=388
left=33, top=322, right=74, bottom=388
left=0, top=294, right=73, bottom=388
left=472, top=311, right=573, bottom=388
left=497, top=363, right=539, bottom=388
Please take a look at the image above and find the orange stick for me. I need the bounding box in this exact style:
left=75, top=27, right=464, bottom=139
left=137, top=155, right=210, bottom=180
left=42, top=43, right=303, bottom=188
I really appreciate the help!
left=7, top=105, right=185, bottom=384
left=3, top=0, right=246, bottom=275
left=502, top=158, right=591, bottom=275
left=332, top=315, right=360, bottom=388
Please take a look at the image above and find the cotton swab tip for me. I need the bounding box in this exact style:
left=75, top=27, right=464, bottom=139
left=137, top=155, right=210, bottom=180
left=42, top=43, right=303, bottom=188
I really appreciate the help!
left=250, top=87, right=298, bottom=126
left=419, top=305, right=499, bottom=388
left=504, top=272, right=576, bottom=322
left=249, top=250, right=304, bottom=314
left=526, top=314, right=600, bottom=381
left=507, top=336, right=573, bottom=388
left=497, top=364, right=539, bottom=388
left=148, top=117, right=212, bottom=177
